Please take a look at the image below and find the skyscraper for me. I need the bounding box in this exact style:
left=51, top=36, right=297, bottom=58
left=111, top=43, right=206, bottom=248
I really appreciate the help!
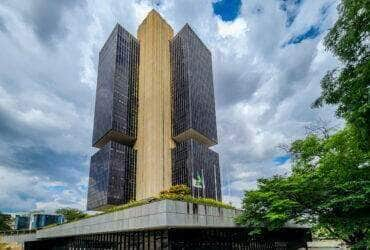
left=87, top=24, right=139, bottom=210
left=171, top=24, right=221, bottom=201
left=87, top=10, right=221, bottom=210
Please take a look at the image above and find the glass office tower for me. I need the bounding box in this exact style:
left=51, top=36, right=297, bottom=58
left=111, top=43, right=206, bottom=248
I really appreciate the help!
left=87, top=24, right=139, bottom=210
left=87, top=11, right=221, bottom=210
left=171, top=24, right=218, bottom=146
left=170, top=24, right=221, bottom=201
left=92, top=24, right=139, bottom=148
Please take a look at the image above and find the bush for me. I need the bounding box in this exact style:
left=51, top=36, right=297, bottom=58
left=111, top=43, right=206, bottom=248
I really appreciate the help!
left=101, top=199, right=149, bottom=213
left=159, top=185, right=234, bottom=209
left=55, top=208, right=87, bottom=222
left=159, top=185, right=191, bottom=197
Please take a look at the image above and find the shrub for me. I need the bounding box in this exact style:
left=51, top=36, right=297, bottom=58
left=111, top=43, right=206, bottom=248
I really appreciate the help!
left=159, top=185, right=191, bottom=197
left=101, top=199, right=149, bottom=213
left=55, top=208, right=87, bottom=222
left=159, top=185, right=234, bottom=209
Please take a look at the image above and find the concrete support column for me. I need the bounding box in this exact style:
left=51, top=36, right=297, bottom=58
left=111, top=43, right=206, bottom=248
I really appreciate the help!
left=135, top=10, right=175, bottom=200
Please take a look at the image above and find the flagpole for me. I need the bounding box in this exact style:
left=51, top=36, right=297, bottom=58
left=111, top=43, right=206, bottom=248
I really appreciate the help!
left=201, top=168, right=205, bottom=198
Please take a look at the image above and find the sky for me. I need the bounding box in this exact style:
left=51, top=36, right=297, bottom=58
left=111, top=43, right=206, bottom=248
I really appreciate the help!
left=0, top=0, right=341, bottom=212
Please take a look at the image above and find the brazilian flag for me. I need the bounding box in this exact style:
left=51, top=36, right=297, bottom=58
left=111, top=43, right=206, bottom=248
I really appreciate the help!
left=192, top=172, right=204, bottom=188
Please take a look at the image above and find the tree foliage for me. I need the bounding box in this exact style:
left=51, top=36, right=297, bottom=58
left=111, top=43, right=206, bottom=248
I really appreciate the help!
left=237, top=0, right=370, bottom=247
left=0, top=212, right=12, bottom=231
left=313, top=0, right=370, bottom=146
left=236, top=126, right=370, bottom=247
left=55, top=208, right=87, bottom=222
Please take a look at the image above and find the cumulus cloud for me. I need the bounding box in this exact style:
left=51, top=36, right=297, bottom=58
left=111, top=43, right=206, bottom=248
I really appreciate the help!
left=0, top=0, right=340, bottom=210
left=0, top=165, right=86, bottom=212
left=217, top=17, right=248, bottom=38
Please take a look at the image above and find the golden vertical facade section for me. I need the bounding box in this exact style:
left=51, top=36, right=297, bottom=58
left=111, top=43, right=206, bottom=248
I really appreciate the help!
left=134, top=10, right=175, bottom=200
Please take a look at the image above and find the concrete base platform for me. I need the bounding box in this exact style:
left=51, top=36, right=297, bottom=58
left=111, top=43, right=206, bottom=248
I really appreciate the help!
left=37, top=199, right=240, bottom=239
left=2, top=200, right=310, bottom=249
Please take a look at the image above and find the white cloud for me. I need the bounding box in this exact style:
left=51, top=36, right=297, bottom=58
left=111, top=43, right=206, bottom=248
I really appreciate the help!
left=0, top=0, right=341, bottom=211
left=223, top=195, right=242, bottom=209
left=217, top=17, right=248, bottom=38
left=0, top=165, right=86, bottom=212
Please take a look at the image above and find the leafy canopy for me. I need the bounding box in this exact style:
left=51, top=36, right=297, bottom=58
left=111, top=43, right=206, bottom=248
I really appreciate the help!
left=236, top=126, right=370, bottom=246
left=236, top=0, right=370, bottom=247
left=55, top=208, right=87, bottom=222
left=0, top=212, right=12, bottom=231
left=313, top=0, right=370, bottom=146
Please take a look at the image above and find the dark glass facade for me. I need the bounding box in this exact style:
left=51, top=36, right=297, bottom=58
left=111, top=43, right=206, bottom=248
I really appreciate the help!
left=30, top=214, right=64, bottom=229
left=88, top=20, right=222, bottom=209
left=170, top=24, right=218, bottom=145
left=14, top=215, right=30, bottom=230
left=13, top=213, right=64, bottom=230
left=171, top=24, right=221, bottom=201
left=88, top=24, right=138, bottom=210
left=87, top=141, right=136, bottom=210
left=172, top=139, right=221, bottom=201
left=92, top=24, right=139, bottom=148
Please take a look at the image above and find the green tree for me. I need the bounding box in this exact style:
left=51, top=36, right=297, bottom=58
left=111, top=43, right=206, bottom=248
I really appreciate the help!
left=236, top=126, right=370, bottom=247
left=0, top=212, right=12, bottom=231
left=313, top=0, right=370, bottom=147
left=236, top=0, right=370, bottom=247
left=55, top=208, right=87, bottom=222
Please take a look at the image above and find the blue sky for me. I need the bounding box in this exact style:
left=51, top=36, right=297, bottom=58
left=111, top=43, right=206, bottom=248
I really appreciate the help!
left=213, top=0, right=242, bottom=21
left=0, top=0, right=340, bottom=212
